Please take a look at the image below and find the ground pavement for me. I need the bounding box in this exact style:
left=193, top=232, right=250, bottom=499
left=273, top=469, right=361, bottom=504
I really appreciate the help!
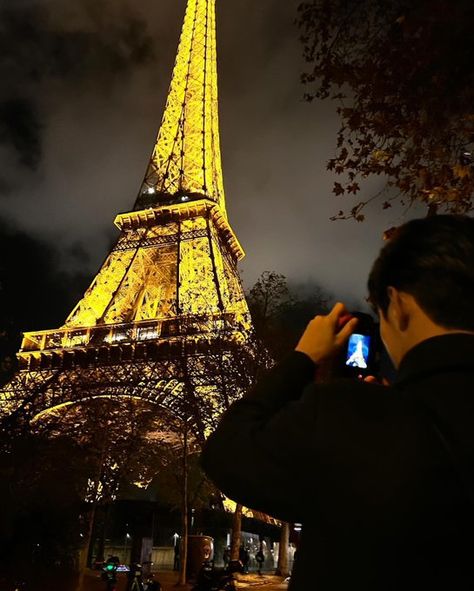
left=77, top=569, right=288, bottom=591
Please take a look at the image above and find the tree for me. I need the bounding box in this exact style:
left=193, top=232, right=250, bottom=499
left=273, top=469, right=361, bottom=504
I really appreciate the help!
left=276, top=522, right=290, bottom=578
left=247, top=272, right=330, bottom=361
left=194, top=334, right=259, bottom=566
left=298, top=0, right=474, bottom=219
left=0, top=432, right=92, bottom=588
left=246, top=273, right=329, bottom=572
left=36, top=398, right=206, bottom=574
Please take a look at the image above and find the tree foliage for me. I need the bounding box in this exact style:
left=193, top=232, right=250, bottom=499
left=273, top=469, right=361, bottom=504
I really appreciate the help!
left=36, top=398, right=203, bottom=504
left=247, top=272, right=330, bottom=361
left=0, top=432, right=92, bottom=585
left=298, top=0, right=474, bottom=219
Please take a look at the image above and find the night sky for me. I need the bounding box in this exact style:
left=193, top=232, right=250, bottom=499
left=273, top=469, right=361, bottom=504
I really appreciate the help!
left=0, top=0, right=422, bottom=328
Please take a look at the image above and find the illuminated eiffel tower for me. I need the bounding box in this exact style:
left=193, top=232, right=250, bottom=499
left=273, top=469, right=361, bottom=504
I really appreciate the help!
left=0, top=0, right=252, bottom=433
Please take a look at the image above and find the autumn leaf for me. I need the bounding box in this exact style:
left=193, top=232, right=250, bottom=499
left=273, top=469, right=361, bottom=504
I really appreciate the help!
left=453, top=164, right=471, bottom=179
left=372, top=149, right=390, bottom=163
left=298, top=0, right=474, bottom=218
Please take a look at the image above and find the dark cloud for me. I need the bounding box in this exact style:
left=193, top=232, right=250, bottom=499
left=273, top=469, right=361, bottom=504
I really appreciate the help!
left=0, top=177, right=12, bottom=196
left=0, top=216, right=89, bottom=333
left=0, top=0, right=155, bottom=167
left=0, top=99, right=41, bottom=169
left=0, top=0, right=422, bottom=314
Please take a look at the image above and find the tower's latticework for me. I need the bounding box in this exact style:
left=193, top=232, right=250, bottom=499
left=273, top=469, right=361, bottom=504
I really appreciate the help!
left=0, top=0, right=252, bottom=435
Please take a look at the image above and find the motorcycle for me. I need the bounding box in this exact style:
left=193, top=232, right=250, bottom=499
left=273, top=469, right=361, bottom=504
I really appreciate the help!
left=192, top=560, right=236, bottom=591
left=102, top=561, right=118, bottom=591
left=144, top=574, right=162, bottom=591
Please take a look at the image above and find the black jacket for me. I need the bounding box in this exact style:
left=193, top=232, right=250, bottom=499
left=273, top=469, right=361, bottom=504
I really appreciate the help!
left=201, top=334, right=474, bottom=590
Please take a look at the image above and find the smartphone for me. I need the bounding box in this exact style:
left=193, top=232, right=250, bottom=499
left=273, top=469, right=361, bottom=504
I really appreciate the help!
left=345, top=333, right=372, bottom=370
left=341, top=312, right=378, bottom=378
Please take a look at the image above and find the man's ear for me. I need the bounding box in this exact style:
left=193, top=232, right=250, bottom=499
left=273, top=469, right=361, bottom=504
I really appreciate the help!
left=387, top=287, right=410, bottom=332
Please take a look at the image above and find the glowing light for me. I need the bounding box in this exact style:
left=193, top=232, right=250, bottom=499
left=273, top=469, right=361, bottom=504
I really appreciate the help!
left=138, top=0, right=226, bottom=214
left=0, top=0, right=253, bottom=439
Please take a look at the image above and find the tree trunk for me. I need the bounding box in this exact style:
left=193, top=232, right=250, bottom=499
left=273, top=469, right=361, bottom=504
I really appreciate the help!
left=79, top=432, right=108, bottom=576
left=76, top=504, right=98, bottom=591
left=94, top=504, right=109, bottom=564
left=230, top=504, right=243, bottom=561
left=178, top=422, right=189, bottom=586
left=276, top=522, right=290, bottom=577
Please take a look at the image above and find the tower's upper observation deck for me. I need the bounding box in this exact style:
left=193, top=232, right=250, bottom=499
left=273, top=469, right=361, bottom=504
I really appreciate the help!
left=136, top=0, right=226, bottom=214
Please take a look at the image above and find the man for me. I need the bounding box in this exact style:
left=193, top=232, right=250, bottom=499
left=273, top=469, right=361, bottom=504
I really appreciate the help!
left=255, top=547, right=265, bottom=575
left=201, top=215, right=474, bottom=590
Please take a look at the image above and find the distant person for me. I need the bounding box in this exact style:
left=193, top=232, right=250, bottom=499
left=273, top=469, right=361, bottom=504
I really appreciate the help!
left=291, top=549, right=297, bottom=573
left=173, top=542, right=180, bottom=571
left=255, top=549, right=264, bottom=575
left=239, top=545, right=249, bottom=574
left=102, top=558, right=118, bottom=591
left=223, top=546, right=230, bottom=569
left=201, top=215, right=474, bottom=590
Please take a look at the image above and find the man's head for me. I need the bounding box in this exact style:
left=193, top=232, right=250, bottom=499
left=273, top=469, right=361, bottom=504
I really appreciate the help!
left=368, top=215, right=474, bottom=367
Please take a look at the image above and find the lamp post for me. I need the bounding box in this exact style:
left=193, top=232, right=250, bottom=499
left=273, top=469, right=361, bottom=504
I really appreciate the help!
left=125, top=532, right=131, bottom=564
left=173, top=533, right=180, bottom=571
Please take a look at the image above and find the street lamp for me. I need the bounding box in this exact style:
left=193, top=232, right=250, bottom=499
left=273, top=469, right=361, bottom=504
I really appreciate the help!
left=125, top=532, right=131, bottom=564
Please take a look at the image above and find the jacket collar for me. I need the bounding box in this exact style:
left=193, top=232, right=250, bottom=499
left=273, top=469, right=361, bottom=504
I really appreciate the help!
left=395, top=333, right=474, bottom=386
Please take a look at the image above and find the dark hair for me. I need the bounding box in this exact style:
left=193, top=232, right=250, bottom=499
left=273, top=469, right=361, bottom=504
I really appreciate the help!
left=368, top=215, right=474, bottom=331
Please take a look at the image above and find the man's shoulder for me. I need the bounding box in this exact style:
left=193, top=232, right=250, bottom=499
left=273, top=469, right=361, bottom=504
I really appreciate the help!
left=303, top=378, right=396, bottom=407
left=300, top=380, right=429, bottom=479
left=301, top=378, right=410, bottom=430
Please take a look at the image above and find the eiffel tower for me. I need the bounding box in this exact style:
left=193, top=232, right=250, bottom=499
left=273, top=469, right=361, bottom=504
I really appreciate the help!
left=0, top=0, right=252, bottom=434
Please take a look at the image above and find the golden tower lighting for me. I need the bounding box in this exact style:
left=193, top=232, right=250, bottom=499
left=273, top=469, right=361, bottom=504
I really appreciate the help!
left=0, top=0, right=252, bottom=432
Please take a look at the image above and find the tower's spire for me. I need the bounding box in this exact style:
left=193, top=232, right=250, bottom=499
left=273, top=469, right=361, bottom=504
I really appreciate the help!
left=136, top=0, right=226, bottom=213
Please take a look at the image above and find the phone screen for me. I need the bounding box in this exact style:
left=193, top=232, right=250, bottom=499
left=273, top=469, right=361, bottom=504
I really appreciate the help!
left=345, top=333, right=371, bottom=369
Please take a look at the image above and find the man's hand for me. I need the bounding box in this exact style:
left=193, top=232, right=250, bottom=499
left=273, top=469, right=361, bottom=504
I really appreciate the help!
left=295, top=302, right=359, bottom=364
left=364, top=375, right=391, bottom=386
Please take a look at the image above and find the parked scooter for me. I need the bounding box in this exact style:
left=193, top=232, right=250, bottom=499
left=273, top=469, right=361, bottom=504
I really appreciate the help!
left=102, top=559, right=118, bottom=591
left=192, top=560, right=236, bottom=591
left=144, top=574, right=162, bottom=591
